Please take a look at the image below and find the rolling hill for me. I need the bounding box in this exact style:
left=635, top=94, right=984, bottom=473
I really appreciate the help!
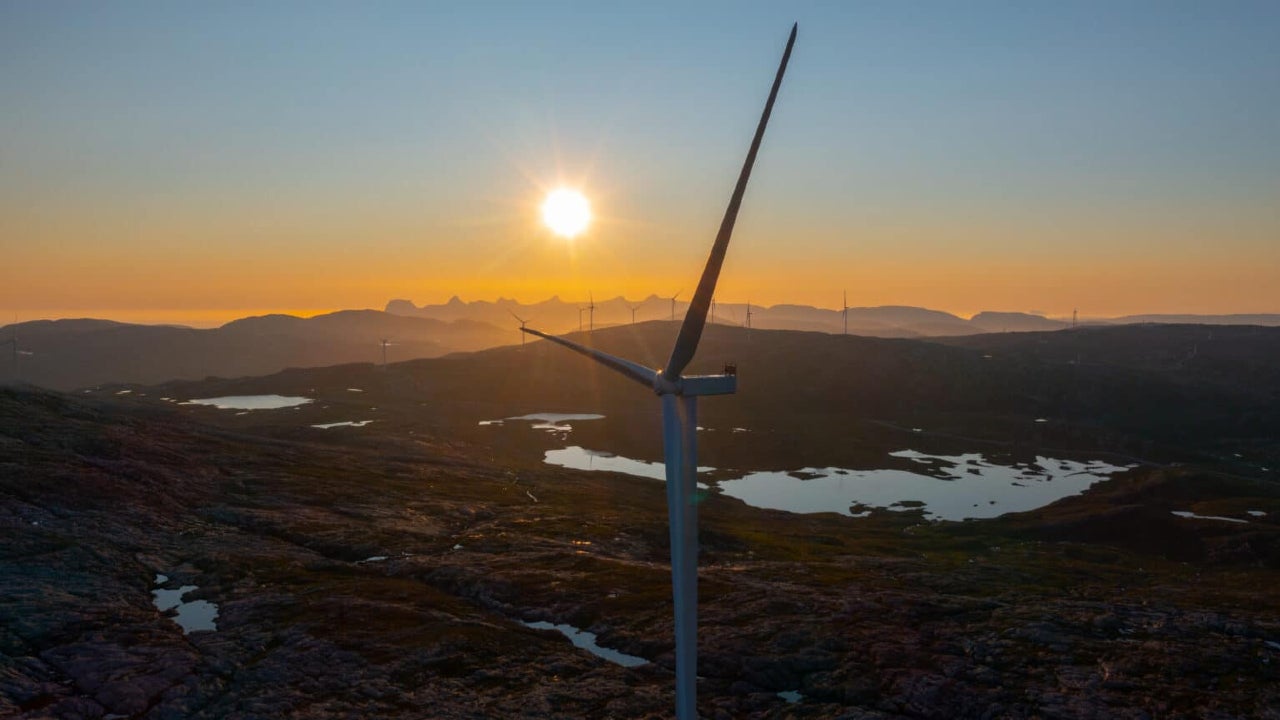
left=0, top=310, right=512, bottom=390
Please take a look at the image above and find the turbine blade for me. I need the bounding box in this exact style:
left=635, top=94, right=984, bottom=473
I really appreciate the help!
left=664, top=23, right=796, bottom=379
left=521, top=327, right=656, bottom=388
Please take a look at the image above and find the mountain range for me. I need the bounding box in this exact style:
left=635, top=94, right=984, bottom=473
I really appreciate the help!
left=4, top=299, right=1279, bottom=392
left=387, top=296, right=1280, bottom=337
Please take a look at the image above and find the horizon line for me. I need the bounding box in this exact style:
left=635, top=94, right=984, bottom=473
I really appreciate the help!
left=8, top=301, right=1280, bottom=330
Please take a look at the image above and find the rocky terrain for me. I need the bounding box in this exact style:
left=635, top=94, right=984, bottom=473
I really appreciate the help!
left=3, top=323, right=1280, bottom=718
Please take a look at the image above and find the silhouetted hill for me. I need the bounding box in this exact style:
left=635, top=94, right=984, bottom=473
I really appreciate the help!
left=0, top=311, right=511, bottom=391
left=12, top=302, right=1279, bottom=393
left=1112, top=313, right=1280, bottom=326
left=387, top=297, right=986, bottom=337
left=931, top=324, right=1280, bottom=400
left=140, top=321, right=1280, bottom=473
left=388, top=297, right=1280, bottom=337
left=969, top=311, right=1067, bottom=333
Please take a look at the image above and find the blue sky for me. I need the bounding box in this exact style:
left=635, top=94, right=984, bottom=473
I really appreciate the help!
left=3, top=1, right=1278, bottom=322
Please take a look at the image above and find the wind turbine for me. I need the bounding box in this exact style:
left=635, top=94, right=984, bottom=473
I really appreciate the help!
left=745, top=301, right=753, bottom=331
left=630, top=301, right=646, bottom=324
left=670, top=291, right=681, bottom=321
left=4, top=325, right=33, bottom=382
left=842, top=290, right=849, bottom=335
left=519, top=23, right=796, bottom=720
left=588, top=291, right=596, bottom=332
left=577, top=306, right=586, bottom=332
left=379, top=338, right=396, bottom=367
left=509, top=310, right=530, bottom=348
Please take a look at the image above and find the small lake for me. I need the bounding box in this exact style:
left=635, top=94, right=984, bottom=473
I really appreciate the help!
left=486, top=415, right=1133, bottom=521
left=521, top=620, right=647, bottom=667
left=184, top=395, right=313, bottom=410
left=547, top=446, right=668, bottom=479
left=152, top=573, right=218, bottom=633
left=544, top=446, right=712, bottom=488
left=1171, top=510, right=1249, bottom=524
left=540, top=446, right=1130, bottom=521
left=718, top=451, right=1133, bottom=521
left=479, top=413, right=605, bottom=432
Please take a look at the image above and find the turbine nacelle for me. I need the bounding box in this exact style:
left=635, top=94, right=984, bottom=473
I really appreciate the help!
left=653, top=371, right=737, bottom=397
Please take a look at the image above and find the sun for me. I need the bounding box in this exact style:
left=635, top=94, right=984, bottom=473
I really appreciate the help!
left=541, top=188, right=591, bottom=238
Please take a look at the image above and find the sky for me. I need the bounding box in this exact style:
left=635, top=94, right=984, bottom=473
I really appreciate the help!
left=3, top=1, right=1278, bottom=326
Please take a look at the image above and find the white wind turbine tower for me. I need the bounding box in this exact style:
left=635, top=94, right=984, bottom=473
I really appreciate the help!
left=669, top=290, right=681, bottom=321
left=629, top=301, right=646, bottom=324
left=519, top=24, right=796, bottom=720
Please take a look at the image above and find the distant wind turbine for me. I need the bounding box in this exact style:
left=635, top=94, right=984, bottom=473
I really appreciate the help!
left=379, top=338, right=396, bottom=367
left=630, top=301, right=646, bottom=324
left=4, top=325, right=33, bottom=381
left=842, top=290, right=849, bottom=335
left=508, top=310, right=531, bottom=348
left=745, top=301, right=753, bottom=331
left=519, top=23, right=796, bottom=720
left=588, top=291, right=596, bottom=332
left=670, top=291, right=681, bottom=321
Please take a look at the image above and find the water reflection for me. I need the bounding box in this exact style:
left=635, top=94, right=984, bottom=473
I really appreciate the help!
left=718, top=451, right=1132, bottom=521
left=545, top=446, right=712, bottom=486
left=1170, top=510, right=1249, bottom=524
left=184, top=395, right=312, bottom=410
left=479, top=412, right=605, bottom=432
left=152, top=573, right=218, bottom=633
left=521, top=620, right=647, bottom=667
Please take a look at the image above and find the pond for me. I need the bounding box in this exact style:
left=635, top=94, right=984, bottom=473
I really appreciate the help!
left=484, top=415, right=1134, bottom=522
left=184, top=395, right=312, bottom=410
left=479, top=413, right=605, bottom=432
left=718, top=451, right=1133, bottom=521
left=521, top=620, right=647, bottom=667
left=311, top=420, right=374, bottom=429
left=1170, top=510, right=1249, bottom=524
left=152, top=573, right=218, bottom=633
left=544, top=446, right=712, bottom=487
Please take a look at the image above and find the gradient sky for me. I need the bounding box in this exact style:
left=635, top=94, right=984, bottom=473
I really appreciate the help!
left=3, top=1, right=1278, bottom=326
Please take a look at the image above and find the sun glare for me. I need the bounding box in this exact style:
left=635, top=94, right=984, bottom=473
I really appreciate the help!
left=541, top=188, right=591, bottom=238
